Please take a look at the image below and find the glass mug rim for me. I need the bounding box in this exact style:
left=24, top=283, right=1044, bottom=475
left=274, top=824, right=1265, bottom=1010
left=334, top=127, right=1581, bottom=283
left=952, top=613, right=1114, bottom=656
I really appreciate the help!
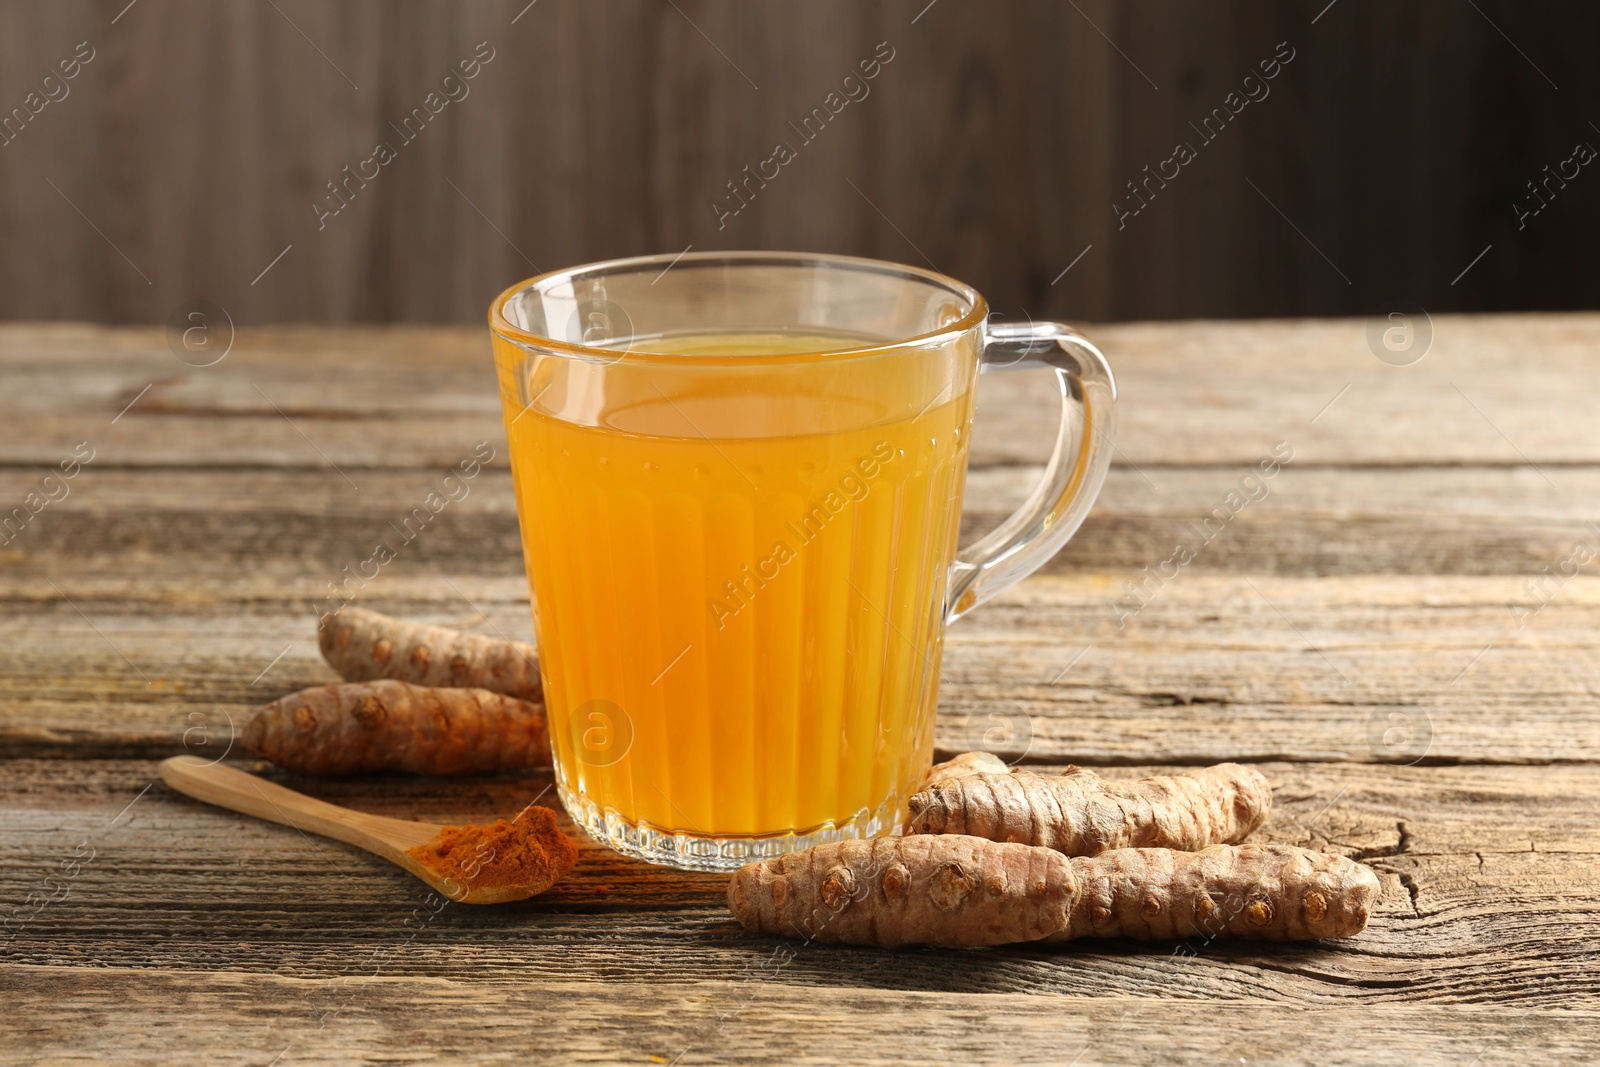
left=488, top=250, right=991, bottom=366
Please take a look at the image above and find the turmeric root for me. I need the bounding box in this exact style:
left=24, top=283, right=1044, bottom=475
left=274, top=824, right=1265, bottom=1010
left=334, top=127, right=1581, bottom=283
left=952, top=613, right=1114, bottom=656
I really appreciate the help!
left=905, top=763, right=1271, bottom=856
left=1044, top=842, right=1375, bottom=944
left=729, top=835, right=1070, bottom=949
left=319, top=607, right=543, bottom=702
left=242, top=680, right=550, bottom=776
left=923, top=750, right=1010, bottom=788
left=726, top=837, right=1378, bottom=948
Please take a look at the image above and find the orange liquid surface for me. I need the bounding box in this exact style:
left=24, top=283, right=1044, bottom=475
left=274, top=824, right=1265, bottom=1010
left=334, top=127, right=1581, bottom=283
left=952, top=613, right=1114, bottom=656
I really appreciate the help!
left=506, top=331, right=972, bottom=837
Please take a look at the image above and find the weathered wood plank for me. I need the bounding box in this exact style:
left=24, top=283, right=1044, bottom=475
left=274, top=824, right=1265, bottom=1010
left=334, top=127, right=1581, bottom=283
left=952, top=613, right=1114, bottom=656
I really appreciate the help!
left=3, top=317, right=1600, bottom=468
left=10, top=966, right=1598, bottom=1066
left=4, top=456, right=1596, bottom=765
left=4, top=463, right=1600, bottom=580
left=4, top=758, right=1598, bottom=1007
left=3, top=572, right=1595, bottom=764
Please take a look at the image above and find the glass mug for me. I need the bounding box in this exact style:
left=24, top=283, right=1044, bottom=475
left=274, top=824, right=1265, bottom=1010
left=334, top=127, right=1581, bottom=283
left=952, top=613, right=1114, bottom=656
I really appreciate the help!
left=489, top=252, right=1115, bottom=871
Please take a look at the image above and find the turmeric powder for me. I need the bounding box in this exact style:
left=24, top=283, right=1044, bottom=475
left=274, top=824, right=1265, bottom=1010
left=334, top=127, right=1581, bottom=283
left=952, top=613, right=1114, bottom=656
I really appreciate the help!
left=243, top=679, right=550, bottom=776
left=407, top=806, right=577, bottom=898
left=726, top=836, right=1378, bottom=948
left=319, top=607, right=543, bottom=702
left=906, top=763, right=1271, bottom=855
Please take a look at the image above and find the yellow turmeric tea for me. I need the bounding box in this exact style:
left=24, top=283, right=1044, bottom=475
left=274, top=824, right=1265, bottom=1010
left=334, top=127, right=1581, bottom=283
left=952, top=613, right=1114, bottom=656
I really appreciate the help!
left=502, top=330, right=975, bottom=854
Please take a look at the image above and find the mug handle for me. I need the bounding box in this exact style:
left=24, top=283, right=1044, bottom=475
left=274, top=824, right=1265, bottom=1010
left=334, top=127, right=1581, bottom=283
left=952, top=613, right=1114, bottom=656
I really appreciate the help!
left=944, top=320, right=1118, bottom=623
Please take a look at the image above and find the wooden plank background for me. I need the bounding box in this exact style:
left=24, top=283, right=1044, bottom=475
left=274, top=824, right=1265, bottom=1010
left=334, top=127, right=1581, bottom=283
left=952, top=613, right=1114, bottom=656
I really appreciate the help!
left=0, top=0, right=1595, bottom=325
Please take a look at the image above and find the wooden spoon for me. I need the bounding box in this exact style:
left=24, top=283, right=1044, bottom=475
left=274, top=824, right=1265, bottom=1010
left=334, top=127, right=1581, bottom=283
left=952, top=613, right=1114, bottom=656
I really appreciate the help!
left=159, top=755, right=553, bottom=904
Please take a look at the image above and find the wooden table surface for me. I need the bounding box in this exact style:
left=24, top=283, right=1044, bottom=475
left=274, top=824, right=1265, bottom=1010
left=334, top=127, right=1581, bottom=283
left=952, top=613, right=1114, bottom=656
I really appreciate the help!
left=4, top=316, right=1598, bottom=1065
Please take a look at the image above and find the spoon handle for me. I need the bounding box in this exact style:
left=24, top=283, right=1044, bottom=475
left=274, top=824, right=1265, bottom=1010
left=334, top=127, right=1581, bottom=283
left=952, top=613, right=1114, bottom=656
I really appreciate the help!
left=159, top=756, right=437, bottom=854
